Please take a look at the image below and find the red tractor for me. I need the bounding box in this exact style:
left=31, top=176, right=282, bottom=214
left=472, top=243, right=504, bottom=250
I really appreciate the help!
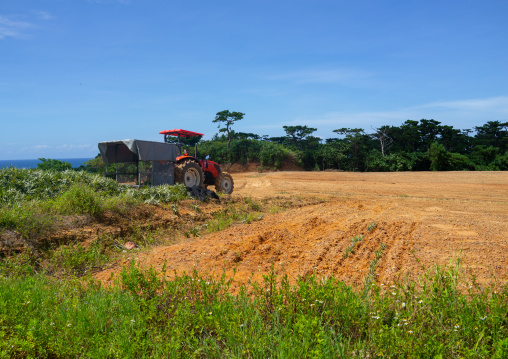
left=159, top=129, right=234, bottom=194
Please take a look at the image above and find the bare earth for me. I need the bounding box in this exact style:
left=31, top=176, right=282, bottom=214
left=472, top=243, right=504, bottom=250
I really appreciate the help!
left=95, top=171, right=508, bottom=288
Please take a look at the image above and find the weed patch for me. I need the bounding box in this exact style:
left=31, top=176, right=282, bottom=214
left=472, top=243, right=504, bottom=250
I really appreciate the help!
left=1, top=262, right=507, bottom=357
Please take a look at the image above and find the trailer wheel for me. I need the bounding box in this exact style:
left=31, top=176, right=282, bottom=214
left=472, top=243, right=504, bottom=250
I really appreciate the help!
left=215, top=172, right=234, bottom=194
left=175, top=161, right=204, bottom=187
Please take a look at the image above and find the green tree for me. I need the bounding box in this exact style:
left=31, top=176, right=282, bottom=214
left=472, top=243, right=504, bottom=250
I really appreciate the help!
left=474, top=121, right=508, bottom=151
left=333, top=128, right=368, bottom=170
left=233, top=132, right=260, bottom=140
left=399, top=120, right=421, bottom=152
left=371, top=126, right=393, bottom=157
left=164, top=135, right=202, bottom=146
left=419, top=119, right=442, bottom=150
left=213, top=110, right=245, bottom=149
left=282, top=125, right=317, bottom=148
left=37, top=158, right=72, bottom=171
left=317, top=142, right=347, bottom=170
left=428, top=142, right=450, bottom=171
left=438, top=125, right=471, bottom=153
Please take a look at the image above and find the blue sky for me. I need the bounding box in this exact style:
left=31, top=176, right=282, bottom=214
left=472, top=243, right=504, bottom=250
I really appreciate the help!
left=1, top=0, right=507, bottom=160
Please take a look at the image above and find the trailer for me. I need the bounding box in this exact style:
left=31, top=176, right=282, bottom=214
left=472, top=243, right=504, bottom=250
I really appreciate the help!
left=98, top=139, right=179, bottom=186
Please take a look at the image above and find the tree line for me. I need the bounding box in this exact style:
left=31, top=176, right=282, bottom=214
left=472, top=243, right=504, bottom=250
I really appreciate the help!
left=36, top=111, right=508, bottom=172
left=198, top=111, right=508, bottom=171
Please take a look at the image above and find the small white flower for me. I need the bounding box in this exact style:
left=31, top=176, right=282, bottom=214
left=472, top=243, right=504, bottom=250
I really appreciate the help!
left=401, top=302, right=406, bottom=308
left=418, top=300, right=423, bottom=304
left=392, top=292, right=396, bottom=296
left=50, top=322, right=55, bottom=326
left=131, top=319, right=135, bottom=323
left=480, top=316, right=487, bottom=320
left=209, top=312, right=212, bottom=315
left=408, top=330, right=413, bottom=334
left=67, top=323, right=72, bottom=327
left=239, top=324, right=243, bottom=327
left=371, top=316, right=380, bottom=320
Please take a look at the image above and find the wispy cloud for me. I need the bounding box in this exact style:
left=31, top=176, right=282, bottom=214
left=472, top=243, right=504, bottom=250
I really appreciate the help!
left=0, top=15, right=32, bottom=39
left=257, top=96, right=508, bottom=135
left=32, top=11, right=55, bottom=21
left=0, top=11, right=55, bottom=40
left=57, top=144, right=95, bottom=151
left=413, top=96, right=508, bottom=113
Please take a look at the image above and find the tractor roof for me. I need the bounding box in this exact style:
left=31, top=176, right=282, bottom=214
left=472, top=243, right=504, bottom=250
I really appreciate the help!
left=159, top=129, right=204, bottom=138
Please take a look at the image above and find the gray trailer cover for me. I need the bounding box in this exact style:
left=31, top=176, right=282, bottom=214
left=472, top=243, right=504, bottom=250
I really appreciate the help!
left=98, top=140, right=179, bottom=164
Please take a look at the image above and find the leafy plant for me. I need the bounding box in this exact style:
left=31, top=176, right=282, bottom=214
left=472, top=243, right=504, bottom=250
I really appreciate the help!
left=367, top=222, right=377, bottom=231
left=343, top=235, right=364, bottom=259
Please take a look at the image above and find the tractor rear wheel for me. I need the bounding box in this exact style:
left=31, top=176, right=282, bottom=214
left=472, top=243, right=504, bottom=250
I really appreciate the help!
left=175, top=161, right=204, bottom=187
left=215, top=172, right=234, bottom=194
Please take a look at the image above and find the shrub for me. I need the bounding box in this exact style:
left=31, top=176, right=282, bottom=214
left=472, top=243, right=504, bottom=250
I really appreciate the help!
left=53, top=184, right=104, bottom=218
left=36, top=158, right=72, bottom=171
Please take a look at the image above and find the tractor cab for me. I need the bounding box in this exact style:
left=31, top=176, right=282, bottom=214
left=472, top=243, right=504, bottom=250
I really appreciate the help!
left=159, top=129, right=234, bottom=193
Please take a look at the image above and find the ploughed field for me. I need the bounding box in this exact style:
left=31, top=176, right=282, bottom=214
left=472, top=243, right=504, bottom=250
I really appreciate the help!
left=95, top=171, right=508, bottom=288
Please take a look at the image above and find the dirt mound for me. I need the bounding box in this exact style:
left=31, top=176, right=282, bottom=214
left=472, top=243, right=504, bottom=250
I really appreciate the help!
left=94, top=171, right=508, bottom=289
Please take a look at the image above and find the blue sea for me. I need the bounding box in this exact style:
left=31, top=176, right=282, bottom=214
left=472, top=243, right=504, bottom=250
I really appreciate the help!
left=0, top=158, right=92, bottom=169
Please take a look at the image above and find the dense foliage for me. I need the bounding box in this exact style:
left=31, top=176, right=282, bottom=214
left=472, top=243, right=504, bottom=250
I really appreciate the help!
left=188, top=120, right=508, bottom=171
left=36, top=158, right=72, bottom=171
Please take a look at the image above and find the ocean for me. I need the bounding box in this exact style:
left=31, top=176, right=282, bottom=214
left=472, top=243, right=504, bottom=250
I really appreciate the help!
left=0, top=158, right=93, bottom=169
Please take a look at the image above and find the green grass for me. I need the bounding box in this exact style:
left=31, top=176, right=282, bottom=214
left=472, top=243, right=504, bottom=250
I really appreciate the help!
left=206, top=203, right=263, bottom=233
left=0, top=261, right=507, bottom=358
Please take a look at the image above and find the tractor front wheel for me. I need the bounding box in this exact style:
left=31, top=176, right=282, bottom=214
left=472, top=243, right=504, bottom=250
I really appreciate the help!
left=175, top=161, right=204, bottom=187
left=215, top=172, right=234, bottom=194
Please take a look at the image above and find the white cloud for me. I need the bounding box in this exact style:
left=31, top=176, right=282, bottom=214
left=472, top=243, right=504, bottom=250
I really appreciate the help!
left=272, top=95, right=508, bottom=136
left=0, top=15, right=32, bottom=39
left=413, top=96, right=508, bottom=113
left=58, top=144, right=95, bottom=151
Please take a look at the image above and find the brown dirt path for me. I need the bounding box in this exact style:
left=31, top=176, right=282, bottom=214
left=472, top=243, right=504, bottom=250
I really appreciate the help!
left=95, top=171, right=508, bottom=288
